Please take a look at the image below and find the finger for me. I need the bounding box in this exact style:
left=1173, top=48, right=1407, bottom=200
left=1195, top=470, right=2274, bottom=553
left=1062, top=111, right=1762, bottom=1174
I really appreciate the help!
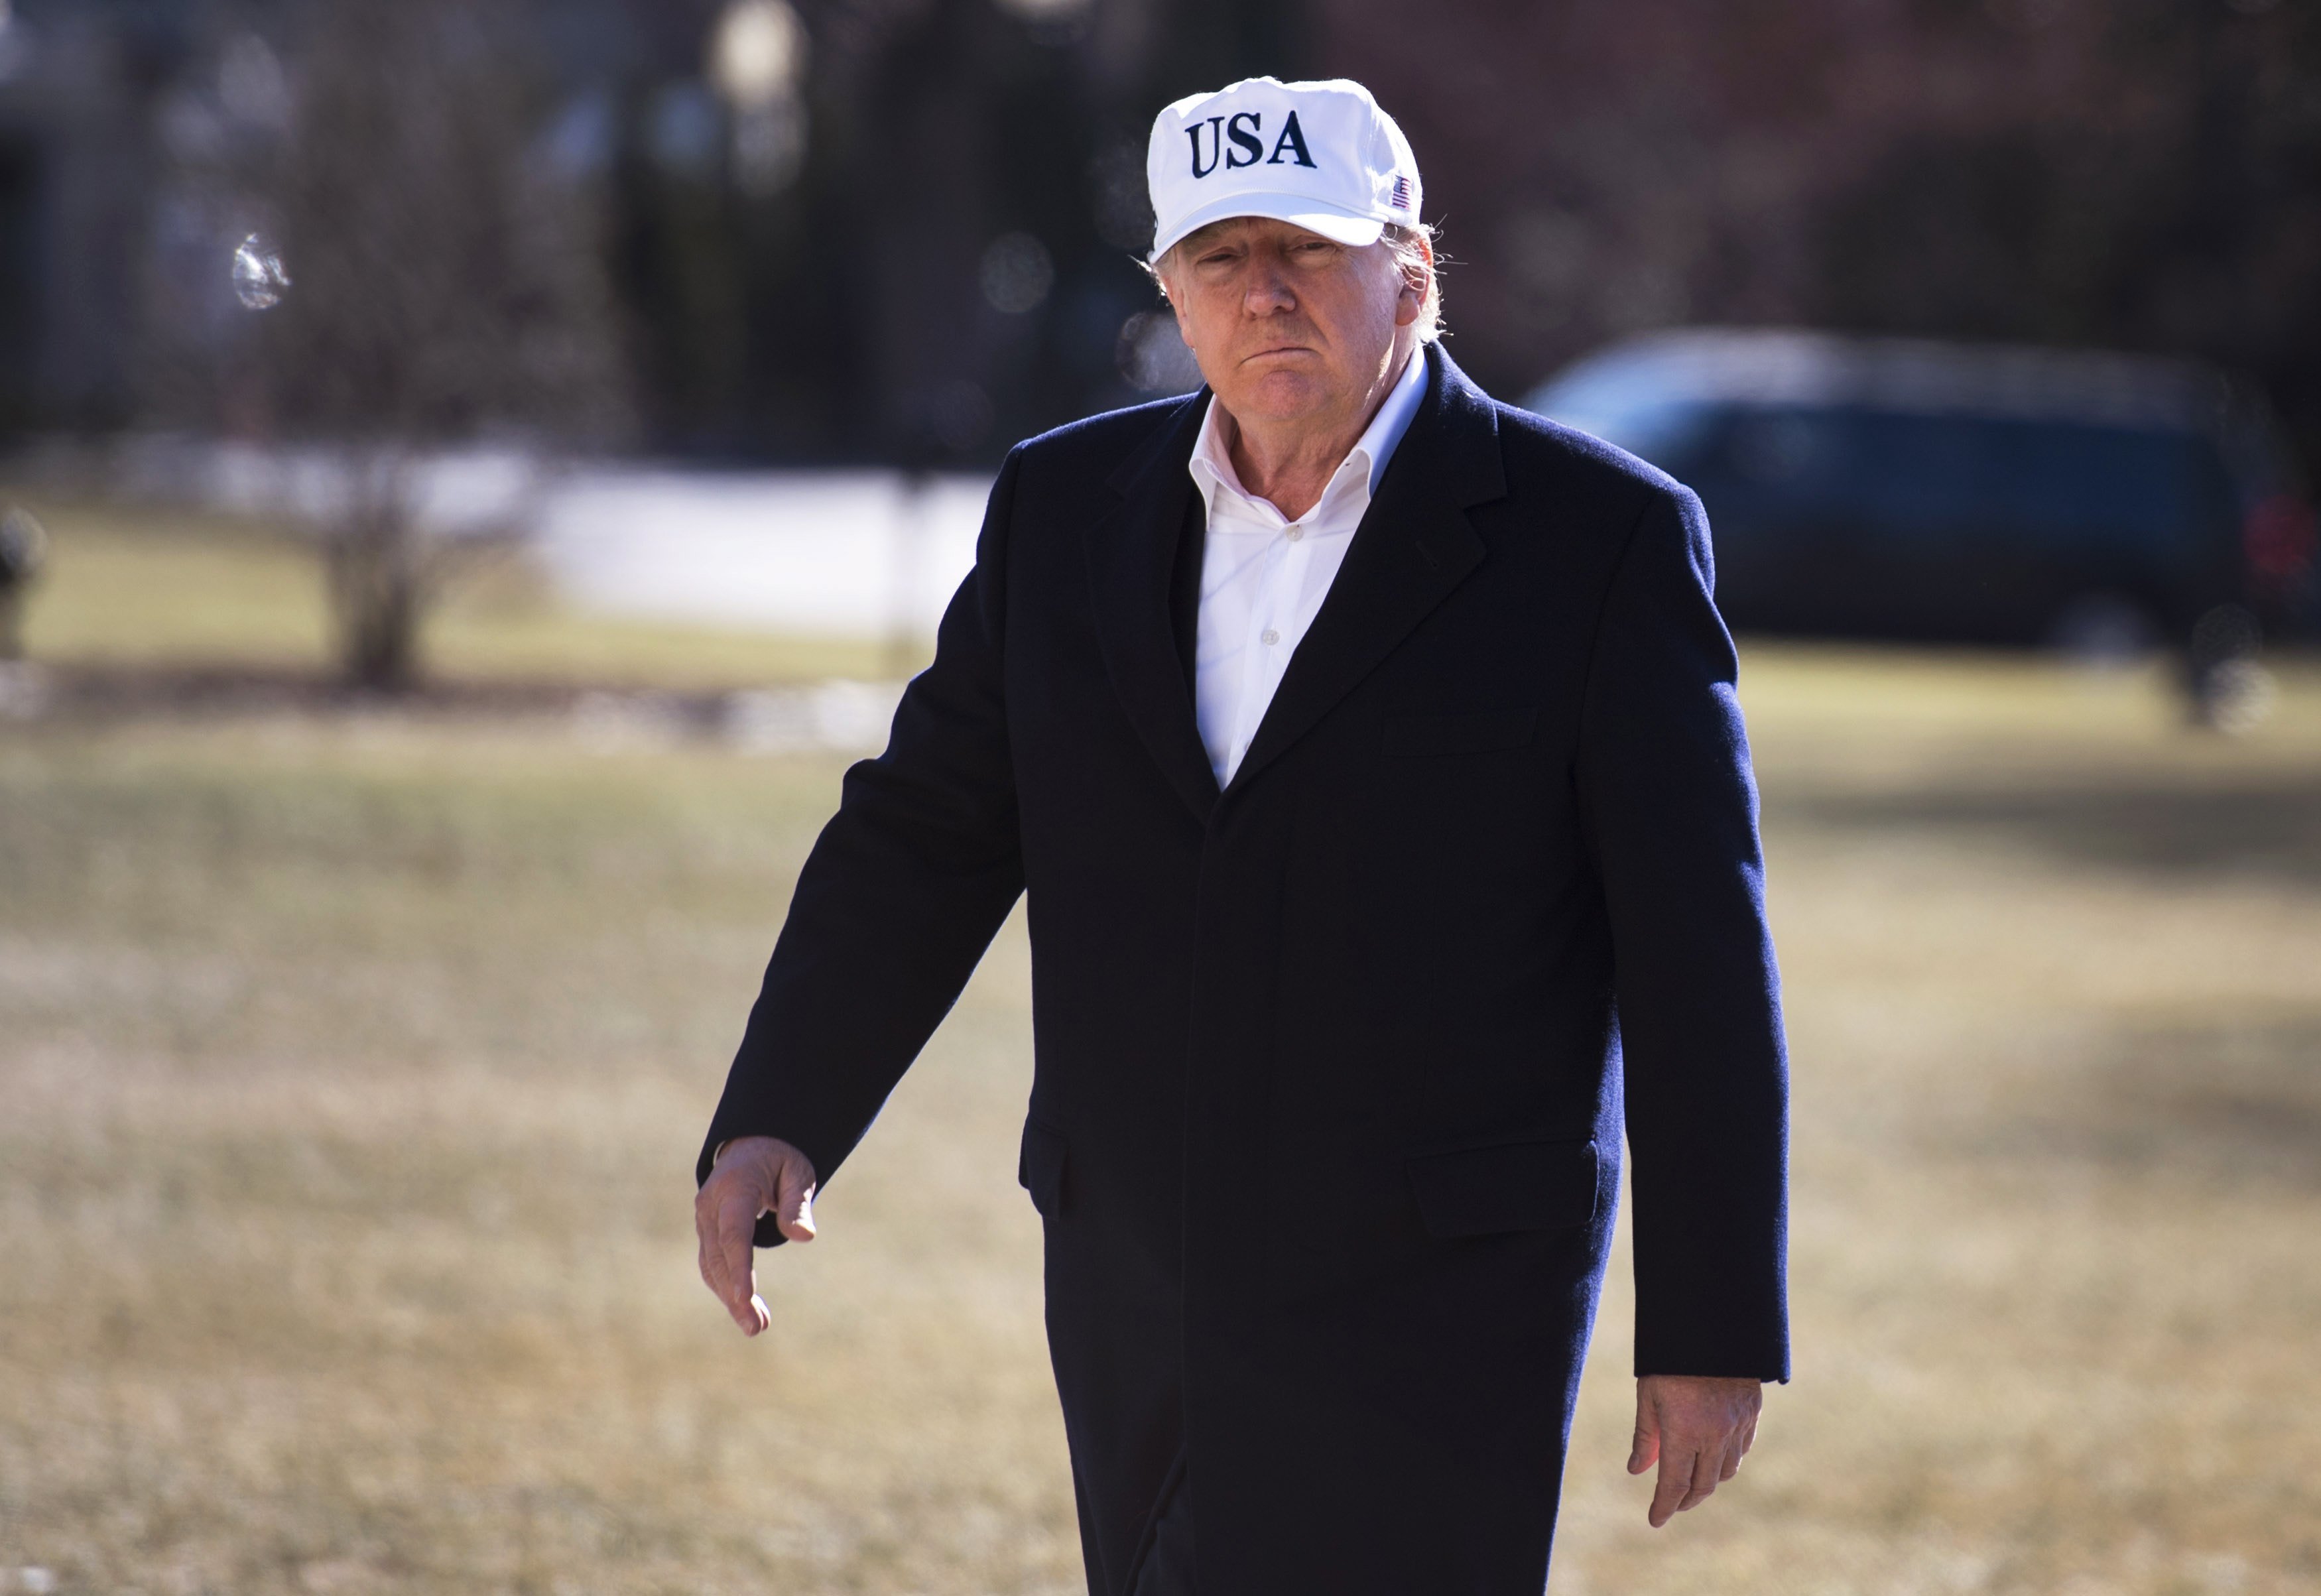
left=1677, top=1437, right=1722, bottom=1512
left=718, top=1194, right=765, bottom=1334
left=725, top=1190, right=771, bottom=1333
left=1718, top=1431, right=1745, bottom=1482
left=696, top=1187, right=730, bottom=1297
left=775, top=1154, right=818, bottom=1244
left=1740, top=1406, right=1760, bottom=1457
left=1649, top=1442, right=1694, bottom=1528
left=1627, top=1387, right=1660, bottom=1476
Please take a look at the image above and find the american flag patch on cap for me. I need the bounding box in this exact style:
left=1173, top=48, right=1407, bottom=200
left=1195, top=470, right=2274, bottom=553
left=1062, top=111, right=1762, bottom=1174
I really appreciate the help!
left=1390, top=174, right=1412, bottom=210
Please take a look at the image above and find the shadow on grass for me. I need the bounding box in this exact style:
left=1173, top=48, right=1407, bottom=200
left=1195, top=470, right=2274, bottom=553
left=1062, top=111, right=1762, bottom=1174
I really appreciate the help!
left=1780, top=778, right=2321, bottom=883
left=1968, top=1017, right=2321, bottom=1191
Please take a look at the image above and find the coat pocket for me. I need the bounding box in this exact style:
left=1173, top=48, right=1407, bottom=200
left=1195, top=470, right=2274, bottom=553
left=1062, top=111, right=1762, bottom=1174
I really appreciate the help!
left=1019, top=1119, right=1067, bottom=1220
left=1405, top=1138, right=1598, bottom=1239
left=1381, top=707, right=1538, bottom=757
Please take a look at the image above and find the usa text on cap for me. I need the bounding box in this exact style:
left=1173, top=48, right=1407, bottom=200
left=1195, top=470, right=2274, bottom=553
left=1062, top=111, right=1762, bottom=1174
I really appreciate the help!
left=1145, top=77, right=1423, bottom=263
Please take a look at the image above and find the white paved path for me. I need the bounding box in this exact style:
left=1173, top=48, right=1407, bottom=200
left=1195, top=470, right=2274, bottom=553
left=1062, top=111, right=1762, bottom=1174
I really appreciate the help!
left=85, top=438, right=997, bottom=642
left=536, top=468, right=992, bottom=639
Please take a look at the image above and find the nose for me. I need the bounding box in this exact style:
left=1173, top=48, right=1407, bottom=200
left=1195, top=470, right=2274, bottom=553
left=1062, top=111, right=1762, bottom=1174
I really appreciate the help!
left=1241, top=259, right=1296, bottom=318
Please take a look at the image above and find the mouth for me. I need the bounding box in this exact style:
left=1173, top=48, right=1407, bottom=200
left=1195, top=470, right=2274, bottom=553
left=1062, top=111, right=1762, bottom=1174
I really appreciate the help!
left=1241, top=343, right=1315, bottom=365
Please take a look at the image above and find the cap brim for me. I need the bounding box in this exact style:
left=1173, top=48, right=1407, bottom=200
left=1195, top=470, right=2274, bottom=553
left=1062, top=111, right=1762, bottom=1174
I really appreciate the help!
left=1149, top=194, right=1388, bottom=262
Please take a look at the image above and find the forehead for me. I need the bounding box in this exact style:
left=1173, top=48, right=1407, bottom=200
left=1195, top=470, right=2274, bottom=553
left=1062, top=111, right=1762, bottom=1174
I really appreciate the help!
left=1174, top=216, right=1339, bottom=255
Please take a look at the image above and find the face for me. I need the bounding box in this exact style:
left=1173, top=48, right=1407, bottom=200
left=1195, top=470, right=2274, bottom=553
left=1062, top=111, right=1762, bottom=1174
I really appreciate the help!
left=1160, top=216, right=1424, bottom=434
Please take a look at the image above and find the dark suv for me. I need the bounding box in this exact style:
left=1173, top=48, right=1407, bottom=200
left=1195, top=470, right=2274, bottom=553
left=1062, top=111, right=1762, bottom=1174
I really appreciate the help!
left=1525, top=330, right=2316, bottom=664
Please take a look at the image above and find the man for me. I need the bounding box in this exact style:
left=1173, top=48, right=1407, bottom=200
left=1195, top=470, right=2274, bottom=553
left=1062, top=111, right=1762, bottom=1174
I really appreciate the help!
left=696, top=76, right=1788, bottom=1596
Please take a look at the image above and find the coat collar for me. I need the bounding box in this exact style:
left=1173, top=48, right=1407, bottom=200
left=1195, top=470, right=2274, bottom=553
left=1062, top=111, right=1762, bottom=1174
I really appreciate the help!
left=1085, top=389, right=1220, bottom=823
left=1229, top=343, right=1502, bottom=792
left=1083, top=343, right=1507, bottom=823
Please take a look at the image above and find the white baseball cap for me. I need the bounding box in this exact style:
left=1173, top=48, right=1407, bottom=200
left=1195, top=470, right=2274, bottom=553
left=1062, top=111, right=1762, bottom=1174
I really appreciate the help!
left=1145, top=76, right=1422, bottom=263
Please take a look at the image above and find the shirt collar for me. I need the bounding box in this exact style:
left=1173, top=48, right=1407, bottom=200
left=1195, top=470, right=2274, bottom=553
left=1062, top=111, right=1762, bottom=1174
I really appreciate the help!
left=1188, top=342, right=1431, bottom=524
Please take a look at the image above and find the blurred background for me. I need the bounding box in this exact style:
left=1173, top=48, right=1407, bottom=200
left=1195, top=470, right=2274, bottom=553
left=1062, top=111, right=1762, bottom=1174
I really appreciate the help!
left=1, top=1, right=2318, bottom=1593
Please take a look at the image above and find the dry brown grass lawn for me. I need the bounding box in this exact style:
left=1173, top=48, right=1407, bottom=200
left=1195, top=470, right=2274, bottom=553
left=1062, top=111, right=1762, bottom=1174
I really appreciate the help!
left=3, top=635, right=2318, bottom=1593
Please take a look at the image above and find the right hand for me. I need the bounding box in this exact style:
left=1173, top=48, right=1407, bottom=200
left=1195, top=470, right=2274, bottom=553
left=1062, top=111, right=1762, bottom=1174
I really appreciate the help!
left=694, top=1135, right=818, bottom=1336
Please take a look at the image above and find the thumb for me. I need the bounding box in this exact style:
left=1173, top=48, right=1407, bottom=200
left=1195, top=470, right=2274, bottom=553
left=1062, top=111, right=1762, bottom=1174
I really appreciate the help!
left=1628, top=1386, right=1661, bottom=1475
left=774, top=1153, right=818, bottom=1244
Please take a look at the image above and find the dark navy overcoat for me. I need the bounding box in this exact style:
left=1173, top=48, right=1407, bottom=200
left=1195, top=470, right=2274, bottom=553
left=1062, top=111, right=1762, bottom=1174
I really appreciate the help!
left=699, top=345, right=1790, bottom=1596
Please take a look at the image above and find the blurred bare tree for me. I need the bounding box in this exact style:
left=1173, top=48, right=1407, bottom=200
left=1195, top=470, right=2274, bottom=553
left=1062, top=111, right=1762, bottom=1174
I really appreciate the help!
left=149, top=0, right=631, bottom=690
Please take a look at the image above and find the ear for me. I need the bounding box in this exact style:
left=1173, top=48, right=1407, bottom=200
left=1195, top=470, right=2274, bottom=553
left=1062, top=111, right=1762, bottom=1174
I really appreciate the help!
left=1391, top=235, right=1433, bottom=328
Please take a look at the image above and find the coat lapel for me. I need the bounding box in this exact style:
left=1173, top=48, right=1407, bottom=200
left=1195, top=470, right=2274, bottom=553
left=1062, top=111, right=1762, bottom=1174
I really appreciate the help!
left=1084, top=391, right=1221, bottom=824
left=1227, top=344, right=1507, bottom=793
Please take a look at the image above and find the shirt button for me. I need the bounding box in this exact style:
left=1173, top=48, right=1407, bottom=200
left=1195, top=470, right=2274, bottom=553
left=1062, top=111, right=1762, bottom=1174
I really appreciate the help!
left=1285, top=526, right=1304, bottom=542
left=1261, top=628, right=1280, bottom=646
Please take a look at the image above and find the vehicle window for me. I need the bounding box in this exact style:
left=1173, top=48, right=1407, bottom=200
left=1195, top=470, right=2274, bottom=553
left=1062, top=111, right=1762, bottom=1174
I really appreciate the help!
left=1989, top=422, right=2210, bottom=553
left=1707, top=405, right=2224, bottom=553
left=1722, top=410, right=1989, bottom=532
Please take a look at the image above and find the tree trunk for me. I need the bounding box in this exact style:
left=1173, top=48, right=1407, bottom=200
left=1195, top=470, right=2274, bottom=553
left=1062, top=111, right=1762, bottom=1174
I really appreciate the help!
left=326, top=460, right=425, bottom=693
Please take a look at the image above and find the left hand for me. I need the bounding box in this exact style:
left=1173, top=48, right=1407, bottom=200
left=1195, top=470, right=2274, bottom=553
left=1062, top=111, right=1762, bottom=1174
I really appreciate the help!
left=1626, top=1374, right=1763, bottom=1527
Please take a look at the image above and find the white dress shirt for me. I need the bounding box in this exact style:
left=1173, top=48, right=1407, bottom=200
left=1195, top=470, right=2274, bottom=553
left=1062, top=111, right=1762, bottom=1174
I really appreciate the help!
left=1188, top=347, right=1429, bottom=786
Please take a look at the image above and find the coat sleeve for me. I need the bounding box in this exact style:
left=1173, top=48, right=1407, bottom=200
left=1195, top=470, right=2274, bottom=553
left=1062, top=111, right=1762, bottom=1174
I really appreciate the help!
left=697, top=448, right=1029, bottom=1245
left=1575, top=482, right=1791, bottom=1381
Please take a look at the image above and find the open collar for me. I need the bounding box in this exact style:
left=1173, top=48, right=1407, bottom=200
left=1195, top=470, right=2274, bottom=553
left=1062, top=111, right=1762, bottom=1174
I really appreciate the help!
left=1186, top=342, right=1431, bottom=526
left=1084, top=343, right=1507, bottom=823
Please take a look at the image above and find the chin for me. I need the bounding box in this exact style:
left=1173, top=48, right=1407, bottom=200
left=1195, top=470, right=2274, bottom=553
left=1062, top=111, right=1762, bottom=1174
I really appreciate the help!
left=1223, top=371, right=1331, bottom=420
